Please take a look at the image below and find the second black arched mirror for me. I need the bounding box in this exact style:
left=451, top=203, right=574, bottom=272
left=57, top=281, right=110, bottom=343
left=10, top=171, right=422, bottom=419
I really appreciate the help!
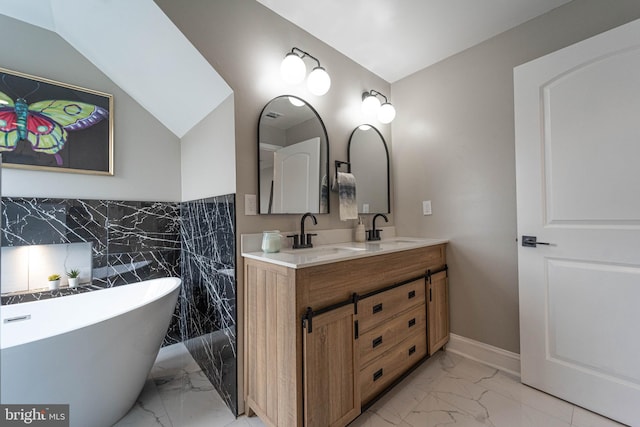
left=348, top=124, right=390, bottom=214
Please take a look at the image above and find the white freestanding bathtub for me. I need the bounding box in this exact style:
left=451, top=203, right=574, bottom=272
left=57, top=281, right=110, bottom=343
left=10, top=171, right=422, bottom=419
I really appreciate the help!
left=0, top=277, right=181, bottom=427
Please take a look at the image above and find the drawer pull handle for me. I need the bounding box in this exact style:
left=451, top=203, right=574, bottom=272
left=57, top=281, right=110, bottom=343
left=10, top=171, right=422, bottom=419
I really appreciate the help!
left=372, top=336, right=383, bottom=348
left=373, top=369, right=384, bottom=381
left=372, top=303, right=383, bottom=314
left=408, top=318, right=416, bottom=328
left=409, top=345, right=416, bottom=356
left=408, top=290, right=416, bottom=299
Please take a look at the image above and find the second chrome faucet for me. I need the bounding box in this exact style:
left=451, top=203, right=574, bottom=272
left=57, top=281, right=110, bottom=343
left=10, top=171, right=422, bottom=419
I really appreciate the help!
left=287, top=212, right=318, bottom=249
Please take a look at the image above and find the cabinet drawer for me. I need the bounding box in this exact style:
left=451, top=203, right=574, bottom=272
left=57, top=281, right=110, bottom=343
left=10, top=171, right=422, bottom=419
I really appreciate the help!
left=359, top=279, right=425, bottom=333
left=360, top=326, right=427, bottom=404
left=359, top=303, right=426, bottom=368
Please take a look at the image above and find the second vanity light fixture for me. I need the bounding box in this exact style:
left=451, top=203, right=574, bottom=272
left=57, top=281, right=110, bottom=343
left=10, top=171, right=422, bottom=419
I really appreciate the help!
left=362, top=89, right=396, bottom=124
left=280, top=47, right=331, bottom=96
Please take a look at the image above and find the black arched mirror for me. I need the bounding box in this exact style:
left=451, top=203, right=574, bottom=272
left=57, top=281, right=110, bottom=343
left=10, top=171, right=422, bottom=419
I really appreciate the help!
left=348, top=124, right=390, bottom=214
left=258, top=95, right=329, bottom=214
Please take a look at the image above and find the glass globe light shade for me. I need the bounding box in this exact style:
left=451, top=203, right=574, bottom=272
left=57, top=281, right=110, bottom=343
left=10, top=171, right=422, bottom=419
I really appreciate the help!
left=362, top=93, right=381, bottom=116
left=307, top=67, right=331, bottom=96
left=288, top=96, right=305, bottom=107
left=281, top=53, right=306, bottom=84
left=378, top=102, right=396, bottom=124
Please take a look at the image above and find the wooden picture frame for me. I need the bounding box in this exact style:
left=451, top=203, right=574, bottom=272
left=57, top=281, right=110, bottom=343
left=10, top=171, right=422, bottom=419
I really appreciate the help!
left=0, top=67, right=113, bottom=175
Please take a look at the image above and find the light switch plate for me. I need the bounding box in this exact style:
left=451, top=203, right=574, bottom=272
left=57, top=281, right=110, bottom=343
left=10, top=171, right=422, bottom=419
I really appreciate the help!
left=422, top=200, right=432, bottom=216
left=245, top=194, right=257, bottom=215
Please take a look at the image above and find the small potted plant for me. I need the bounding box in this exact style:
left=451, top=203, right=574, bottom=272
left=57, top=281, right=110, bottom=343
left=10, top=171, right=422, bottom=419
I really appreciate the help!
left=47, top=274, right=61, bottom=290
left=67, top=269, right=81, bottom=288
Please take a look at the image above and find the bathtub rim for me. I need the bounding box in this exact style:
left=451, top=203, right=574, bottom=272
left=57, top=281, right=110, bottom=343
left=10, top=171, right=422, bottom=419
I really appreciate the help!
left=0, top=277, right=181, bottom=350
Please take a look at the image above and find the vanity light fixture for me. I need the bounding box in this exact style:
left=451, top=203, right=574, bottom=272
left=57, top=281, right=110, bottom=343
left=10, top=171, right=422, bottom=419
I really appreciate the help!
left=280, top=47, right=331, bottom=96
left=288, top=96, right=305, bottom=107
left=362, top=90, right=396, bottom=124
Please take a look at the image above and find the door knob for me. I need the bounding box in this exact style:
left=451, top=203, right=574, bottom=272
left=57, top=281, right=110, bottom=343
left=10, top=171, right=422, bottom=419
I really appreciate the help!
left=522, top=235, right=551, bottom=247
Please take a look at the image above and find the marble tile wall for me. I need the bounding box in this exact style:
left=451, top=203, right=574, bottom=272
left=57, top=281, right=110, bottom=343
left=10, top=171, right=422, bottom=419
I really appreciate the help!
left=1, top=197, right=183, bottom=344
left=0, top=195, right=238, bottom=415
left=180, top=194, right=237, bottom=415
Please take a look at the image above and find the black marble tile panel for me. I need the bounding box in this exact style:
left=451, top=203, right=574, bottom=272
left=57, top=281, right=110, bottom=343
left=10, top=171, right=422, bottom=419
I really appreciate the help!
left=107, top=201, right=180, bottom=253
left=185, top=329, right=237, bottom=414
left=106, top=250, right=180, bottom=287
left=180, top=194, right=237, bottom=415
left=1, top=198, right=107, bottom=255
left=162, top=298, right=183, bottom=347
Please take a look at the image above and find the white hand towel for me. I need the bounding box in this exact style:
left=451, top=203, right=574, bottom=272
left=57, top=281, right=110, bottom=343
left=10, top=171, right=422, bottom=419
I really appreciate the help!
left=335, top=171, right=358, bottom=221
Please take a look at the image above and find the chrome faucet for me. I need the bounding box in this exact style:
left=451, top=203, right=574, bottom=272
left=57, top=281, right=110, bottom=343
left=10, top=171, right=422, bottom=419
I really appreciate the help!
left=367, top=213, right=388, bottom=241
left=287, top=212, right=318, bottom=249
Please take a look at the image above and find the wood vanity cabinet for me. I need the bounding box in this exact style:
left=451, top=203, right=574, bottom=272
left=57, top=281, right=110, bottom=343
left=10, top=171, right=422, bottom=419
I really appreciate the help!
left=243, top=243, right=448, bottom=427
left=357, top=278, right=428, bottom=405
left=302, top=304, right=360, bottom=427
left=427, top=270, right=449, bottom=354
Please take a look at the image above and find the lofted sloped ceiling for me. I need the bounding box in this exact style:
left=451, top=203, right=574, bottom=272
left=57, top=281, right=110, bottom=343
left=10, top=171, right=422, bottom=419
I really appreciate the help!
left=257, top=0, right=573, bottom=83
left=0, top=0, right=232, bottom=138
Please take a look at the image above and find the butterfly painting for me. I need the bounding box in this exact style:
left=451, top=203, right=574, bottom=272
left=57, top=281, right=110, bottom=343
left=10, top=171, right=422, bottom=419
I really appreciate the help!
left=0, top=91, right=108, bottom=166
left=0, top=68, right=112, bottom=174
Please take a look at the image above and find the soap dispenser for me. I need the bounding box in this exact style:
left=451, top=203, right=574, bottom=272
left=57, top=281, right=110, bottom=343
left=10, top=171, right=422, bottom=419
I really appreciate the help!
left=354, top=217, right=366, bottom=242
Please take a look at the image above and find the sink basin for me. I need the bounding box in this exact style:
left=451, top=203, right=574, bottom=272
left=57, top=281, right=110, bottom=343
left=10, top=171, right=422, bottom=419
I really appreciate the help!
left=280, top=246, right=367, bottom=261
left=285, top=246, right=365, bottom=256
left=361, top=239, right=421, bottom=251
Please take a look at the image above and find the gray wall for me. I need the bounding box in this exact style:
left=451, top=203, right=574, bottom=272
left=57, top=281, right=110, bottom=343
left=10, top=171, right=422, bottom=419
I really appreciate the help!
left=391, top=0, right=640, bottom=353
left=155, top=0, right=392, bottom=233
left=0, top=14, right=181, bottom=202
left=155, top=0, right=392, bottom=413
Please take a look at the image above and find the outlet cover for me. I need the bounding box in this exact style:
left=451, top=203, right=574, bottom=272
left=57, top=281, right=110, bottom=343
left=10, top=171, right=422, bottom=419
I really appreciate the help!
left=422, top=200, right=432, bottom=215
left=245, top=194, right=257, bottom=215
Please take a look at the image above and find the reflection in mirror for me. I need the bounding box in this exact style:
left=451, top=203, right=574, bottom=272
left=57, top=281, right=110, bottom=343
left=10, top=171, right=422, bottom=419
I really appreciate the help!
left=258, top=96, right=329, bottom=214
left=348, top=124, right=390, bottom=214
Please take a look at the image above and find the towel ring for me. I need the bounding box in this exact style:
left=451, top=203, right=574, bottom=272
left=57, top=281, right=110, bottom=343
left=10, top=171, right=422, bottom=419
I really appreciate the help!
left=334, top=160, right=351, bottom=181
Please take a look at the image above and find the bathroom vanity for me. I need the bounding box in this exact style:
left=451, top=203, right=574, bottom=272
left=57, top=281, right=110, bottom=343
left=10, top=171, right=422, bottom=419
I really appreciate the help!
left=242, top=237, right=449, bottom=427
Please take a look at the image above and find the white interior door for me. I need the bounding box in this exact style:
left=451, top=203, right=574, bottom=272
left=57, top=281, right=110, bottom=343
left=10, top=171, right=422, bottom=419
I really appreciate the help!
left=272, top=137, right=320, bottom=213
left=515, top=19, right=640, bottom=426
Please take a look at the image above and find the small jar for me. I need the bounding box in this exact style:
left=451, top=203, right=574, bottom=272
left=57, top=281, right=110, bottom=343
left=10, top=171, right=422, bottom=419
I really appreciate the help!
left=261, top=230, right=282, bottom=253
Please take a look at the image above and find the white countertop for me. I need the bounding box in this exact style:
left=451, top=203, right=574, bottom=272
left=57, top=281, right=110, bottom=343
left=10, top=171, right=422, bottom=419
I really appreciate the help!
left=241, top=237, right=449, bottom=269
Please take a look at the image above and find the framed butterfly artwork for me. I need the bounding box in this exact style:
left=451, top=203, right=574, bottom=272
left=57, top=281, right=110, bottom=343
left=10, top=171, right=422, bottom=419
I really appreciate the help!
left=0, top=67, right=113, bottom=175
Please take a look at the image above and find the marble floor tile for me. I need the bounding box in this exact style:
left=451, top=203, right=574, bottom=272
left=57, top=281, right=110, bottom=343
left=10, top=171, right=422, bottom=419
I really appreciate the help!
left=113, top=379, right=171, bottom=427
left=571, top=406, right=627, bottom=427
left=349, top=410, right=402, bottom=427
left=223, top=416, right=266, bottom=427
left=117, top=344, right=628, bottom=427
left=155, top=370, right=235, bottom=427
left=402, top=393, right=487, bottom=427
left=149, top=342, right=202, bottom=380
left=474, top=389, right=571, bottom=427
left=474, top=369, right=574, bottom=423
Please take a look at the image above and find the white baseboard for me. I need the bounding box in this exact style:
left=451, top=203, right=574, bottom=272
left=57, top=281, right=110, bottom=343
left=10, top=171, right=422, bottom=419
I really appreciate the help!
left=446, top=333, right=521, bottom=378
